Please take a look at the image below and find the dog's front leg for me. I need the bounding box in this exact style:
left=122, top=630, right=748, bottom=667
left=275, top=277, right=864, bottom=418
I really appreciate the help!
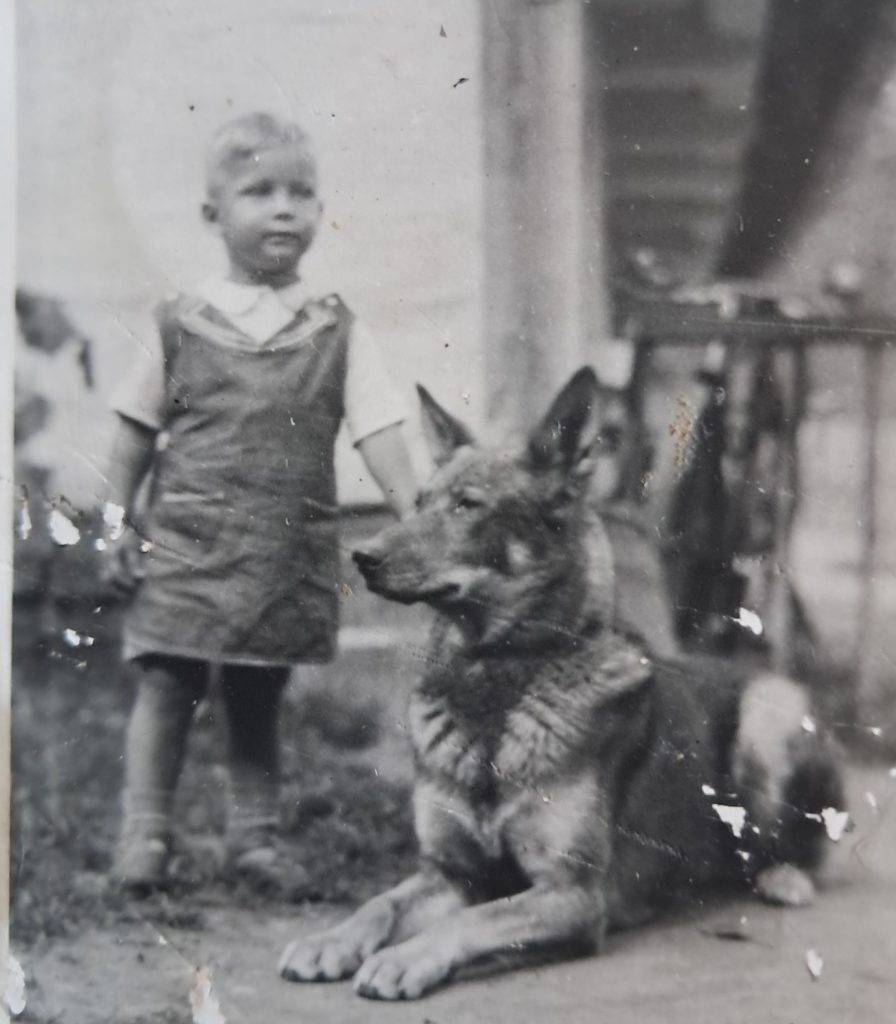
left=353, top=881, right=604, bottom=1000
left=354, top=778, right=615, bottom=999
left=279, top=867, right=467, bottom=982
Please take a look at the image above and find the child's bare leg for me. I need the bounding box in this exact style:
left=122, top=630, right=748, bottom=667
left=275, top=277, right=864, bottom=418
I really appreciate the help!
left=117, top=655, right=209, bottom=887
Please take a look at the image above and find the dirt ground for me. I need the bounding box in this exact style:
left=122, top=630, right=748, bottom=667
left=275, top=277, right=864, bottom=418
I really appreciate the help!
left=18, top=765, right=896, bottom=1024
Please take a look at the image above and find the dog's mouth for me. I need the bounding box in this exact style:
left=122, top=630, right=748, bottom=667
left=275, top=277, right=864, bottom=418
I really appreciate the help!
left=362, top=575, right=461, bottom=606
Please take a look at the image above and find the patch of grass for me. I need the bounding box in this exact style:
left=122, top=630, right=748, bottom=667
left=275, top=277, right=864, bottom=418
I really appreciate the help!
left=10, top=599, right=415, bottom=949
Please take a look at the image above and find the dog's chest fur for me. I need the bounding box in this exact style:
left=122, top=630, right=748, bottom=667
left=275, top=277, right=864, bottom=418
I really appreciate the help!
left=409, top=628, right=653, bottom=797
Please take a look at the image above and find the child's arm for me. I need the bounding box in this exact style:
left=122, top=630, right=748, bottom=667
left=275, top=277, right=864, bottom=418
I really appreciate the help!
left=99, top=416, right=158, bottom=595
left=356, top=424, right=418, bottom=519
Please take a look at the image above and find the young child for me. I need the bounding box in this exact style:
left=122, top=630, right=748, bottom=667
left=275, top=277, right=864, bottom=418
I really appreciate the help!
left=102, top=112, right=417, bottom=893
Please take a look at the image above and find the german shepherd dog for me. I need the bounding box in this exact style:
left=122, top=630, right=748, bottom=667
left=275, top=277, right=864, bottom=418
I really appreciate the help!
left=279, top=368, right=844, bottom=1000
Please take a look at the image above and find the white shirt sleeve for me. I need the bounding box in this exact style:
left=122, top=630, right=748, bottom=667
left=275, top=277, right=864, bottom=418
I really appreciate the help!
left=110, top=326, right=167, bottom=432
left=343, top=320, right=409, bottom=445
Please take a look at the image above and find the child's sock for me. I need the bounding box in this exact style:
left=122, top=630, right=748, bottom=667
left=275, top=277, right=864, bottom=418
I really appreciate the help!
left=226, top=772, right=309, bottom=896
left=227, top=775, right=280, bottom=852
left=120, top=789, right=172, bottom=845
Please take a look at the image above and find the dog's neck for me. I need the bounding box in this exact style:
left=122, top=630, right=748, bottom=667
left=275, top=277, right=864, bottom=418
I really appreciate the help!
left=414, top=619, right=653, bottom=792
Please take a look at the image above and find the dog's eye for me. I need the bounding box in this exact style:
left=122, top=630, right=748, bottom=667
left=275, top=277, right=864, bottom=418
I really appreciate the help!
left=599, top=424, right=622, bottom=452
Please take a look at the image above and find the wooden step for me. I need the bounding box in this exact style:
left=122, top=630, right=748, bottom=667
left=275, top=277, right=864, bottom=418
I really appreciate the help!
left=609, top=246, right=711, bottom=285
left=609, top=169, right=736, bottom=208
left=609, top=194, right=732, bottom=235
left=608, top=232, right=717, bottom=272
left=604, top=91, right=745, bottom=139
left=596, top=8, right=755, bottom=65
left=608, top=211, right=725, bottom=263
left=607, top=134, right=746, bottom=176
left=607, top=56, right=756, bottom=94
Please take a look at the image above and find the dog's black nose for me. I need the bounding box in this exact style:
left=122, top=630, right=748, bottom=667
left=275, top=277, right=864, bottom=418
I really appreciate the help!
left=352, top=548, right=384, bottom=572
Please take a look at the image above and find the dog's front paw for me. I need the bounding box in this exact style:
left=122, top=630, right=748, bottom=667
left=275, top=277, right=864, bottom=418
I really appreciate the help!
left=279, top=929, right=364, bottom=982
left=353, top=939, right=452, bottom=1000
left=280, top=905, right=394, bottom=982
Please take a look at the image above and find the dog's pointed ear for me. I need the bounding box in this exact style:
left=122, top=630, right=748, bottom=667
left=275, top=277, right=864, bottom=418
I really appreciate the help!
left=417, top=384, right=477, bottom=466
left=527, top=367, right=602, bottom=494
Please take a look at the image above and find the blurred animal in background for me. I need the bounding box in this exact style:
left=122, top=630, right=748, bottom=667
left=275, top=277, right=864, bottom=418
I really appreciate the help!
left=14, top=288, right=94, bottom=602
left=278, top=368, right=844, bottom=1000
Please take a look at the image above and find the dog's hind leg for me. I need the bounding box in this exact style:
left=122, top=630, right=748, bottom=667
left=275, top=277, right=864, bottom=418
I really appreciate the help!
left=731, top=673, right=845, bottom=906
left=279, top=868, right=468, bottom=983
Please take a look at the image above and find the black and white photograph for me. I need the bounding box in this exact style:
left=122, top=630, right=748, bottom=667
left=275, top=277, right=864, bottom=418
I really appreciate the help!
left=6, top=2, right=896, bottom=1021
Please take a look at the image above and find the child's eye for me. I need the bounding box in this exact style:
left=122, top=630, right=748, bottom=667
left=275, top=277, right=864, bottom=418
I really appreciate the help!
left=290, top=184, right=315, bottom=199
left=242, top=181, right=272, bottom=197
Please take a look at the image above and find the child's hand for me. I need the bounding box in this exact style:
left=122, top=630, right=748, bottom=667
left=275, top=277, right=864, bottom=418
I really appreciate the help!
left=98, top=503, right=147, bottom=598
left=98, top=526, right=146, bottom=598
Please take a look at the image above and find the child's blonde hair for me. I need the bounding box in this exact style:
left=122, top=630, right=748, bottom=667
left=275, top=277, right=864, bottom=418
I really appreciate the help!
left=205, top=112, right=315, bottom=195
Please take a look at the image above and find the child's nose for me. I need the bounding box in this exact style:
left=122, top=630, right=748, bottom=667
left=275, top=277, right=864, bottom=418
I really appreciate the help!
left=272, top=189, right=298, bottom=217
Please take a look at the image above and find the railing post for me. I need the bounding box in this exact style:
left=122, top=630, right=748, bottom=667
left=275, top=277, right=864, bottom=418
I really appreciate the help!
left=856, top=341, right=883, bottom=711
left=766, top=341, right=807, bottom=674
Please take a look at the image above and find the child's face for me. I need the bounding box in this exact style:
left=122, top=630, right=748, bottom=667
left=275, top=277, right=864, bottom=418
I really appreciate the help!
left=204, top=143, right=322, bottom=285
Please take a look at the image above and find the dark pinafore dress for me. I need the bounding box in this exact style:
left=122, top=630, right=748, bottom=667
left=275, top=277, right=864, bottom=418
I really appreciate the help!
left=123, top=292, right=352, bottom=666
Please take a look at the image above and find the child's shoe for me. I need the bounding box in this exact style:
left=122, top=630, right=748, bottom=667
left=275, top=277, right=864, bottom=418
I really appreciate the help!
left=114, top=809, right=172, bottom=894
left=226, top=826, right=311, bottom=899
left=116, top=790, right=175, bottom=893
left=113, top=834, right=171, bottom=895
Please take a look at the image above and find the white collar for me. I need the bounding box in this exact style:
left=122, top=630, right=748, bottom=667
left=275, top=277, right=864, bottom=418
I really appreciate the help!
left=196, top=277, right=308, bottom=317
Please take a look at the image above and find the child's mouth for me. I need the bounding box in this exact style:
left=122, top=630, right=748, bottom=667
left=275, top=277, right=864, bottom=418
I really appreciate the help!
left=265, top=232, right=301, bottom=244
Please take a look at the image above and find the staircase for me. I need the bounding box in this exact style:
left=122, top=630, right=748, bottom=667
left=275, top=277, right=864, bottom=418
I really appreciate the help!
left=596, top=0, right=767, bottom=282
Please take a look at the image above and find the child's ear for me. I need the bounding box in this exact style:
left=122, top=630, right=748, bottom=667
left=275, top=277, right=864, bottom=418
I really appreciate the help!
left=201, top=202, right=219, bottom=227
